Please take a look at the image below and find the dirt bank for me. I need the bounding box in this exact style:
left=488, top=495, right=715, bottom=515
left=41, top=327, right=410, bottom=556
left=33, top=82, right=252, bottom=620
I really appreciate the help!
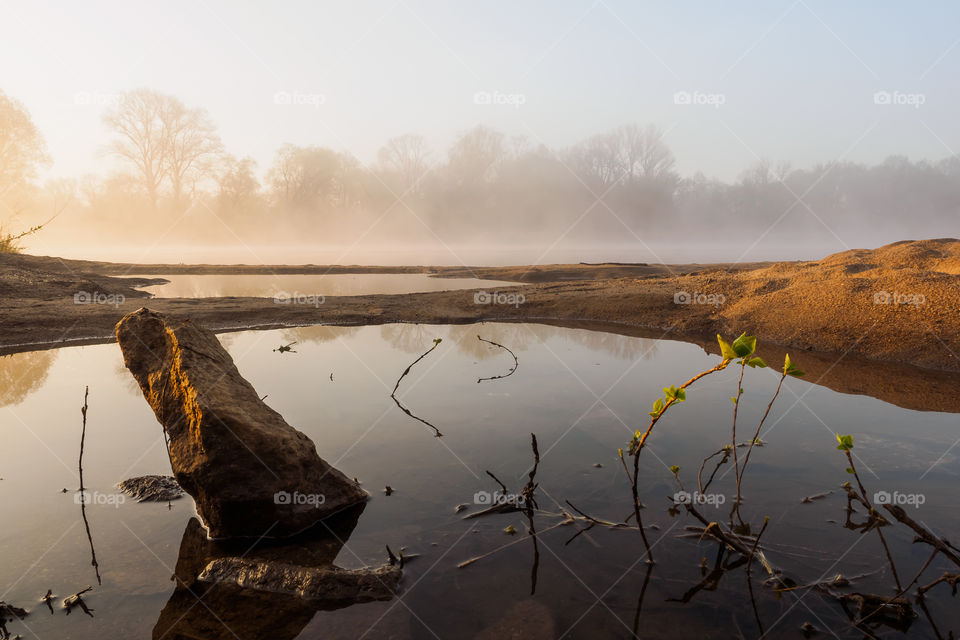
left=0, top=239, right=958, bottom=410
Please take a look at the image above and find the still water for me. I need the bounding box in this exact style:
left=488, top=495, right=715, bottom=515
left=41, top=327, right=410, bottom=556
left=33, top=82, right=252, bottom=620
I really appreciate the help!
left=1, top=323, right=959, bottom=638
left=132, top=273, right=516, bottom=298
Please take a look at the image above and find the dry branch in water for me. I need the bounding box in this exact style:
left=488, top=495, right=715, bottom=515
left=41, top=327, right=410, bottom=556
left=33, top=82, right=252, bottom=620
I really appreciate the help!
left=390, top=338, right=443, bottom=437
left=476, top=335, right=518, bottom=383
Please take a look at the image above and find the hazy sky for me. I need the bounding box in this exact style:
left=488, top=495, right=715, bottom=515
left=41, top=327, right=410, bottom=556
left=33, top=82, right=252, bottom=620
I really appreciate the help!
left=3, top=0, right=959, bottom=182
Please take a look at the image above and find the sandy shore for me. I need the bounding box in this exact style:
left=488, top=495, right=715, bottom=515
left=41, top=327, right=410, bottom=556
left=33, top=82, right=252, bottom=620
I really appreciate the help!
left=1, top=239, right=958, bottom=412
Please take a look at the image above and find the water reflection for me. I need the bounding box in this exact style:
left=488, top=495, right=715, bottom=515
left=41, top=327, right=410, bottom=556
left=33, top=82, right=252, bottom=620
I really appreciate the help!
left=0, top=350, right=57, bottom=407
left=281, top=325, right=361, bottom=346
left=154, top=505, right=396, bottom=640
left=135, top=273, right=515, bottom=299
left=381, top=322, right=661, bottom=362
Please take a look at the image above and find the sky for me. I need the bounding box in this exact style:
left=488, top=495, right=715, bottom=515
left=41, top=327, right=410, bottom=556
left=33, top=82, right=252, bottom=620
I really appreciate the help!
left=2, top=0, right=959, bottom=183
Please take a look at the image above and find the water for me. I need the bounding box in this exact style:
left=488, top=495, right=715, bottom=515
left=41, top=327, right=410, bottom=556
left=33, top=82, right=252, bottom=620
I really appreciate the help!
left=2, top=323, right=959, bottom=639
left=132, top=273, right=516, bottom=298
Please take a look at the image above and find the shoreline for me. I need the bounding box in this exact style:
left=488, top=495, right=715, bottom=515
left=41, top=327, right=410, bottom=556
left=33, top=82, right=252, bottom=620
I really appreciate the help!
left=1, top=239, right=958, bottom=411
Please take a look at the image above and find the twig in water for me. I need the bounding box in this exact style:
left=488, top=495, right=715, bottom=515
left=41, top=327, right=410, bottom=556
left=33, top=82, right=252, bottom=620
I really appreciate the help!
left=63, top=586, right=94, bottom=617
left=476, top=335, right=518, bottom=383
left=78, top=387, right=101, bottom=586
left=390, top=339, right=443, bottom=437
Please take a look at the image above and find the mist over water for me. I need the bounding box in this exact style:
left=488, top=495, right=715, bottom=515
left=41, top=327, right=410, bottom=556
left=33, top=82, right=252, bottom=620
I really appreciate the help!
left=3, top=1, right=959, bottom=265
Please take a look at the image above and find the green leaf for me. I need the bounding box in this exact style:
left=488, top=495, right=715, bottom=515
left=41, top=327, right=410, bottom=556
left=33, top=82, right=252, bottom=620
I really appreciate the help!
left=746, top=357, right=768, bottom=369
left=433, top=338, right=442, bottom=344
left=732, top=333, right=757, bottom=357
left=835, top=433, right=853, bottom=451
left=663, top=385, right=681, bottom=400
left=504, top=525, right=516, bottom=535
left=669, top=465, right=680, bottom=475
left=784, top=353, right=805, bottom=377
left=845, top=467, right=855, bottom=474
left=649, top=398, right=662, bottom=416
left=717, top=334, right=737, bottom=361
left=731, top=396, right=738, bottom=404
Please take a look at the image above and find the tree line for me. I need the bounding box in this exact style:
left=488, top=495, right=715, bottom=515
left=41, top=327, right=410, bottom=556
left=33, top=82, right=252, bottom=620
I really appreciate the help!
left=1, top=87, right=957, bottom=251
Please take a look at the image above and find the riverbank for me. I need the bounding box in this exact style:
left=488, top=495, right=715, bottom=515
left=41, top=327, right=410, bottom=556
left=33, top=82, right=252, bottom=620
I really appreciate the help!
left=1, top=239, right=957, bottom=405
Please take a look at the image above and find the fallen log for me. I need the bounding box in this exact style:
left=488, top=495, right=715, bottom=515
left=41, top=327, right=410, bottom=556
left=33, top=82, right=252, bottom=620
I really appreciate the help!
left=115, top=308, right=367, bottom=538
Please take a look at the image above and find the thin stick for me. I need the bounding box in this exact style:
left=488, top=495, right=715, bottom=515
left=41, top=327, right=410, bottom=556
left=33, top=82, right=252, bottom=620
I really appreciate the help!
left=738, top=372, right=786, bottom=490
left=485, top=470, right=508, bottom=495
left=845, top=452, right=903, bottom=591
left=457, top=518, right=572, bottom=568
left=477, top=335, right=519, bottom=383
left=729, top=360, right=747, bottom=518
left=390, top=339, right=444, bottom=437
left=78, top=387, right=101, bottom=586
left=391, top=339, right=441, bottom=396
left=698, top=448, right=729, bottom=494
left=629, top=360, right=731, bottom=562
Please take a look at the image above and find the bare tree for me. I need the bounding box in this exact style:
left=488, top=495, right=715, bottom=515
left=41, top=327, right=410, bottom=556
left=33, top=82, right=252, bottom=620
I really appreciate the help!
left=567, top=131, right=621, bottom=188
left=103, top=89, right=222, bottom=211
left=267, top=144, right=350, bottom=211
left=217, top=155, right=261, bottom=216
left=103, top=89, right=168, bottom=209
left=567, top=124, right=677, bottom=189
left=617, top=124, right=676, bottom=184
left=445, top=126, right=505, bottom=186
left=377, top=134, right=430, bottom=194
left=162, top=101, right=222, bottom=211
left=0, top=90, right=49, bottom=189
left=0, top=90, right=51, bottom=250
